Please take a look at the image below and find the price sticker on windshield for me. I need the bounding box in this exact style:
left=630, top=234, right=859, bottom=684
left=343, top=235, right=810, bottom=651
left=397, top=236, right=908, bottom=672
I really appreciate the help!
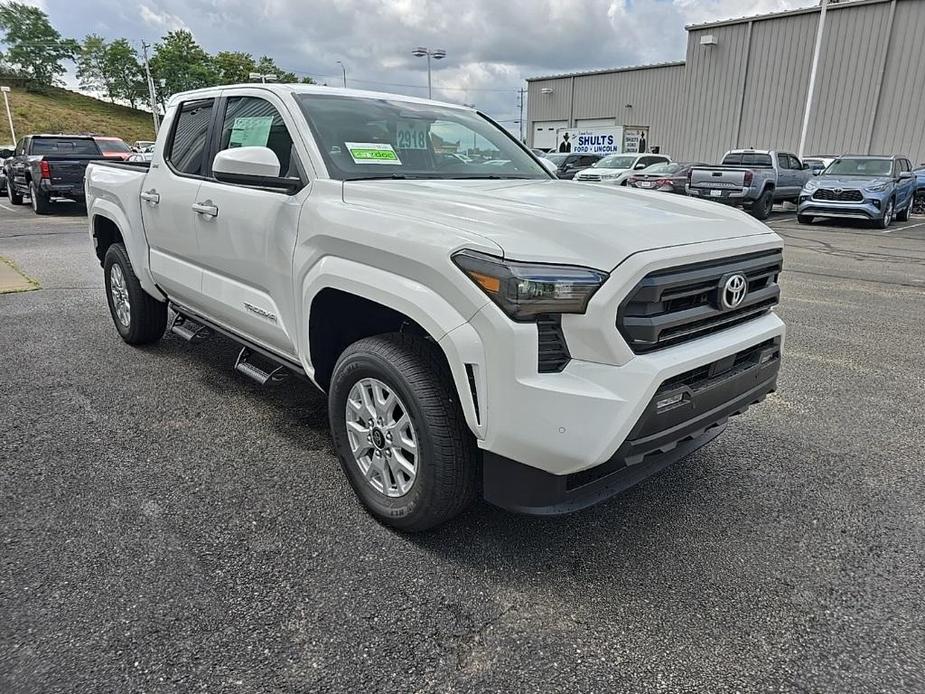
left=345, top=142, right=402, bottom=165
left=396, top=121, right=429, bottom=150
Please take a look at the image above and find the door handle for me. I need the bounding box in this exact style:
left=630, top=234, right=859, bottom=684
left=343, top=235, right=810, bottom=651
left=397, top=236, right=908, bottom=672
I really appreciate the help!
left=140, top=189, right=160, bottom=204
left=192, top=200, right=218, bottom=218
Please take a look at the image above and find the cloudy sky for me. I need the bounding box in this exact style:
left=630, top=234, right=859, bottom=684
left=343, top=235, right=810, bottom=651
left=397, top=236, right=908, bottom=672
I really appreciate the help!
left=29, top=0, right=814, bottom=123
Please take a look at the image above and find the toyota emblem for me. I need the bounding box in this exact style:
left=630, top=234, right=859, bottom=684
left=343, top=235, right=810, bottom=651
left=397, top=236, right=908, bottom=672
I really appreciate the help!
left=720, top=273, right=748, bottom=310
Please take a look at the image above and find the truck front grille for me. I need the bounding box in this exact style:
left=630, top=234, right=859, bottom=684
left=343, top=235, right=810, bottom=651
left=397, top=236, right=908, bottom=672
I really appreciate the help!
left=578, top=174, right=601, bottom=181
left=616, top=250, right=782, bottom=353
left=813, top=188, right=863, bottom=202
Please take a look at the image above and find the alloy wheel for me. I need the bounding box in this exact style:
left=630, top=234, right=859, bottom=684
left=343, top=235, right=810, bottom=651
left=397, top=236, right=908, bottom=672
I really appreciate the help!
left=109, top=263, right=131, bottom=327
left=345, top=377, right=418, bottom=497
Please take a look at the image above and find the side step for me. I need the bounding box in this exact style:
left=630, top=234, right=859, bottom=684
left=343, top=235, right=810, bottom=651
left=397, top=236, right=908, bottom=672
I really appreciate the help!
left=234, top=347, right=289, bottom=385
left=170, top=314, right=213, bottom=343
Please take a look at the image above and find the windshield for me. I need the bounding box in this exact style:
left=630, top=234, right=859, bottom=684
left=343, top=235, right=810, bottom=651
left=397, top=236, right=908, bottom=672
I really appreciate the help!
left=31, top=138, right=101, bottom=155
left=97, top=139, right=131, bottom=153
left=824, top=158, right=892, bottom=177
left=296, top=94, right=547, bottom=181
left=544, top=153, right=568, bottom=165
left=596, top=155, right=636, bottom=169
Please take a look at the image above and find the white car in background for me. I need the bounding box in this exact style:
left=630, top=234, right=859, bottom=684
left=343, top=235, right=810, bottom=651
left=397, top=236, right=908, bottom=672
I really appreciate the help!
left=575, top=153, right=671, bottom=184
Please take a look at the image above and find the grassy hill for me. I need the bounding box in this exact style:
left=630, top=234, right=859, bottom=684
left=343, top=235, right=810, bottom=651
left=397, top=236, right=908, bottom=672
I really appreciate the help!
left=0, top=85, right=156, bottom=146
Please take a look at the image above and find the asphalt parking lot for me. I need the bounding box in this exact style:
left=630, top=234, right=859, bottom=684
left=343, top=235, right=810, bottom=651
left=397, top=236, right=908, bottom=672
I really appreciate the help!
left=1, top=200, right=924, bottom=693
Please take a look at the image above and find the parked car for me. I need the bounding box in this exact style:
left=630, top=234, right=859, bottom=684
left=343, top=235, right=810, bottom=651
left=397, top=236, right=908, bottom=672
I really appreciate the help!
left=803, top=155, right=837, bottom=173
left=544, top=152, right=603, bottom=179
left=626, top=161, right=705, bottom=194
left=574, top=153, right=671, bottom=184
left=797, top=155, right=917, bottom=228
left=913, top=165, right=925, bottom=215
left=127, top=145, right=156, bottom=163
left=0, top=143, right=14, bottom=192
left=688, top=149, right=813, bottom=220
left=132, top=140, right=155, bottom=152
left=85, top=84, right=784, bottom=531
left=94, top=136, right=133, bottom=160
left=4, top=134, right=106, bottom=214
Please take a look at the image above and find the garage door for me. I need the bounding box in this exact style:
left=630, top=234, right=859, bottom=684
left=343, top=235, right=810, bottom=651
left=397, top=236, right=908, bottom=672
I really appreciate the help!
left=532, top=120, right=567, bottom=149
left=575, top=118, right=616, bottom=128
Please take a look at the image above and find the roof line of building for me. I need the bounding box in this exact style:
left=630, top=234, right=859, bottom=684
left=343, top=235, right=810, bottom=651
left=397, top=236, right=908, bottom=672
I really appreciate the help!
left=684, top=0, right=893, bottom=31
left=526, top=60, right=685, bottom=83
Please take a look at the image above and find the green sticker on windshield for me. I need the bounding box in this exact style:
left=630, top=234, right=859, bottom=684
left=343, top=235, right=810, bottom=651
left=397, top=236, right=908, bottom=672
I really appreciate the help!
left=229, top=116, right=273, bottom=147
left=346, top=142, right=402, bottom=165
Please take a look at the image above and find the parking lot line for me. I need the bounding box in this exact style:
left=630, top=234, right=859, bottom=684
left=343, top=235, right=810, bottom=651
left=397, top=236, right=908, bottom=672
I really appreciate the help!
left=0, top=203, right=17, bottom=213
left=882, top=220, right=925, bottom=234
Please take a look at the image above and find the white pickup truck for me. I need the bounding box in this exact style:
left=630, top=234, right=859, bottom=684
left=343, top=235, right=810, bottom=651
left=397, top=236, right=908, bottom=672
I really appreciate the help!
left=85, top=84, right=785, bottom=531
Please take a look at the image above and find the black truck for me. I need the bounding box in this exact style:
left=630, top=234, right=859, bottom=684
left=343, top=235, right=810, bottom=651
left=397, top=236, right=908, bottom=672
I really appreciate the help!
left=2, top=134, right=107, bottom=214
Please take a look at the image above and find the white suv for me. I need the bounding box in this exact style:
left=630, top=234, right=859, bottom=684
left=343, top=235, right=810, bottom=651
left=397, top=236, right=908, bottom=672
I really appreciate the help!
left=85, top=85, right=784, bottom=530
left=575, top=153, right=671, bottom=184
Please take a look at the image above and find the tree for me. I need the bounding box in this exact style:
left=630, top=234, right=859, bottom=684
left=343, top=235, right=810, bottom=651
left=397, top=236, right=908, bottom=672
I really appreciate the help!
left=76, top=34, right=110, bottom=99
left=213, top=51, right=256, bottom=84
left=105, top=39, right=145, bottom=110
left=150, top=30, right=217, bottom=101
left=255, top=55, right=298, bottom=83
left=0, top=2, right=78, bottom=86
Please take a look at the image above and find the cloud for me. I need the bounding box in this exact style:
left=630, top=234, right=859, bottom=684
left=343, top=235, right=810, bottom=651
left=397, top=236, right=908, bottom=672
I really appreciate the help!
left=48, top=0, right=815, bottom=126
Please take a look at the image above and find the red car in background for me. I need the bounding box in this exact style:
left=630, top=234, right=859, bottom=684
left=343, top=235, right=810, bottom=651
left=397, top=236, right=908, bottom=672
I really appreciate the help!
left=93, top=137, right=133, bottom=160
left=627, top=161, right=706, bottom=195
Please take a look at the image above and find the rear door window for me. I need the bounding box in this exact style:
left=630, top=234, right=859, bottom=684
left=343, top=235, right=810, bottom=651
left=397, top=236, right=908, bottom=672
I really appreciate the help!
left=166, top=98, right=215, bottom=176
left=31, top=138, right=101, bottom=155
left=215, top=96, right=301, bottom=179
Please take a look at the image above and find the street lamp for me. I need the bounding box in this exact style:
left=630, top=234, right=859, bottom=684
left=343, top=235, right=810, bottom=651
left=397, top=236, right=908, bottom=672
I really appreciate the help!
left=0, top=86, right=15, bottom=144
left=248, top=72, right=279, bottom=84
left=411, top=47, right=446, bottom=99
left=336, top=60, right=347, bottom=88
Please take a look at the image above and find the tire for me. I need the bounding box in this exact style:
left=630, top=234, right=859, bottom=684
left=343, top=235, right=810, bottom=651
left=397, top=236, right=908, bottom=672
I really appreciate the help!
left=103, top=243, right=168, bottom=345
left=30, top=182, right=53, bottom=215
left=749, top=189, right=774, bottom=220
left=876, top=197, right=895, bottom=229
left=896, top=192, right=913, bottom=222
left=329, top=333, right=478, bottom=532
left=7, top=179, right=23, bottom=205
left=797, top=214, right=813, bottom=224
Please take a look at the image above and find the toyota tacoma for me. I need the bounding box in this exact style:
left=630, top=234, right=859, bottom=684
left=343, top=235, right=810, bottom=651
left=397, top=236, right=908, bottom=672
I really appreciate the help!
left=85, top=85, right=785, bottom=530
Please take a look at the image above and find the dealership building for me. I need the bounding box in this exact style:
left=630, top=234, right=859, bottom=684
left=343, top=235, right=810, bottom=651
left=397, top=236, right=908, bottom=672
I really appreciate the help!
left=526, top=0, right=925, bottom=164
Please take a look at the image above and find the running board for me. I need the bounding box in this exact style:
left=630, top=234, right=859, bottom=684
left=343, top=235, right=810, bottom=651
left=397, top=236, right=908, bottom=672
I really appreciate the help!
left=234, top=347, right=288, bottom=385
left=170, top=314, right=213, bottom=343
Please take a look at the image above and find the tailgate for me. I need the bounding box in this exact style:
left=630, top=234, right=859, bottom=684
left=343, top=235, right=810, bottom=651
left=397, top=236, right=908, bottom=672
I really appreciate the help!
left=689, top=167, right=748, bottom=189
left=46, top=159, right=95, bottom=185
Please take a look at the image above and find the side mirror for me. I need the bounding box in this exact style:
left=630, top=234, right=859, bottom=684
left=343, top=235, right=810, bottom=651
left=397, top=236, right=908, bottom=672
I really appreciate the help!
left=898, top=171, right=913, bottom=180
left=634, top=162, right=646, bottom=169
left=0, top=148, right=13, bottom=158
left=212, top=146, right=301, bottom=193
left=539, top=158, right=558, bottom=175
left=812, top=169, right=821, bottom=176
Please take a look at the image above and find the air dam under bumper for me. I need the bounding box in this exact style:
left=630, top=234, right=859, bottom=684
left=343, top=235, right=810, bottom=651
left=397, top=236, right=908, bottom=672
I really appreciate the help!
left=483, top=338, right=781, bottom=515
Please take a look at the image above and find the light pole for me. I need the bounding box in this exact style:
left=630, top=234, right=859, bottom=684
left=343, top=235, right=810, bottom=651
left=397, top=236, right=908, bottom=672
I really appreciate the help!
left=248, top=72, right=279, bottom=84
left=411, top=47, right=446, bottom=99
left=336, top=61, right=347, bottom=88
left=0, top=86, right=15, bottom=144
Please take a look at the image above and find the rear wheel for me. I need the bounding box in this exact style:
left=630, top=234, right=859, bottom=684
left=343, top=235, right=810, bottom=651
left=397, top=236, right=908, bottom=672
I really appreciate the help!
left=328, top=333, right=478, bottom=531
left=103, top=243, right=167, bottom=344
left=7, top=179, right=23, bottom=205
left=876, top=197, right=895, bottom=229
left=30, top=182, right=53, bottom=215
left=749, top=189, right=774, bottom=220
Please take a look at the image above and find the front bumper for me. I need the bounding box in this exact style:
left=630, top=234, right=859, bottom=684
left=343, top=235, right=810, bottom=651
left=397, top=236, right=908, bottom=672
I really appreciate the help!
left=797, top=196, right=883, bottom=219
left=484, top=338, right=781, bottom=514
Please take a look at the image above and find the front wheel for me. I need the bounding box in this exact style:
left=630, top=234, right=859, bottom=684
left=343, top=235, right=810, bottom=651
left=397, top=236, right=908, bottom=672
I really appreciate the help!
left=7, top=179, right=23, bottom=205
left=328, top=333, right=478, bottom=531
left=797, top=214, right=813, bottom=225
left=103, top=243, right=167, bottom=344
left=876, top=198, right=895, bottom=229
left=749, top=190, right=774, bottom=220
left=896, top=193, right=913, bottom=222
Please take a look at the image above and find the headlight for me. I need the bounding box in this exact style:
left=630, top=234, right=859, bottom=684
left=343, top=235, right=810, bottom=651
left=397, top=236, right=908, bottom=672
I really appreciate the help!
left=802, top=179, right=819, bottom=193
left=863, top=182, right=889, bottom=192
left=452, top=250, right=608, bottom=321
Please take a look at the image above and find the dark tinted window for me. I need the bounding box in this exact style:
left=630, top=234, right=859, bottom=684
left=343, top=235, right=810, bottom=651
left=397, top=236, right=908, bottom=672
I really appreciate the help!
left=722, top=152, right=773, bottom=167
left=217, top=96, right=298, bottom=178
left=31, top=138, right=100, bottom=155
left=96, top=138, right=131, bottom=154
left=167, top=99, right=214, bottom=176
left=579, top=155, right=599, bottom=166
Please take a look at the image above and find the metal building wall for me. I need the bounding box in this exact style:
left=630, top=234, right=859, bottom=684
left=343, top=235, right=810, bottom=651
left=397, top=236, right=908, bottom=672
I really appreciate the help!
left=527, top=0, right=925, bottom=163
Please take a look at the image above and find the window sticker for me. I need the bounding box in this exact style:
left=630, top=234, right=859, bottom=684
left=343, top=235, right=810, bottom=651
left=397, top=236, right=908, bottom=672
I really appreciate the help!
left=345, top=142, right=402, bottom=165
left=229, top=116, right=274, bottom=147
left=396, top=120, right=429, bottom=150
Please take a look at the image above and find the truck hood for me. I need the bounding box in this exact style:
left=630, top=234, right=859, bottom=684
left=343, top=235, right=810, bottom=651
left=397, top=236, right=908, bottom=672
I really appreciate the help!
left=342, top=179, right=775, bottom=270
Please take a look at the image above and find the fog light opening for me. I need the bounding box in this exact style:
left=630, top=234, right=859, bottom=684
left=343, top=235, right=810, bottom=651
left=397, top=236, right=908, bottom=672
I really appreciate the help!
left=656, top=392, right=685, bottom=410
